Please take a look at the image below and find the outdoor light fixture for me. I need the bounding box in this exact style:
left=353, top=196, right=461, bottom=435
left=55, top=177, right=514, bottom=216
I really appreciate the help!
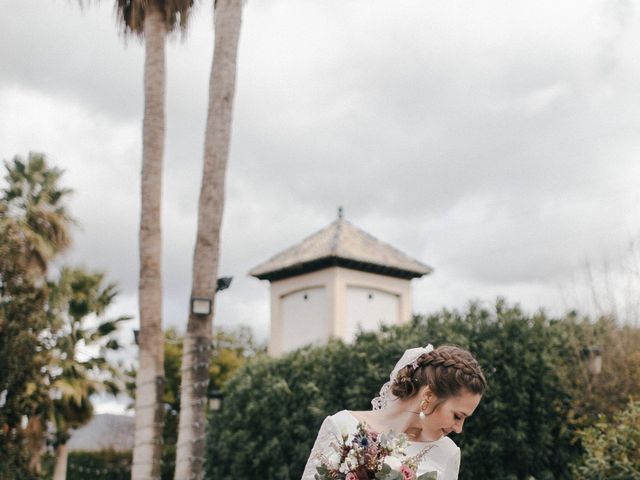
left=216, top=276, right=233, bottom=292
left=582, top=345, right=603, bottom=375
left=191, top=277, right=233, bottom=315
left=208, top=389, right=224, bottom=412
left=190, top=276, right=233, bottom=316
left=191, top=297, right=213, bottom=316
left=588, top=346, right=602, bottom=375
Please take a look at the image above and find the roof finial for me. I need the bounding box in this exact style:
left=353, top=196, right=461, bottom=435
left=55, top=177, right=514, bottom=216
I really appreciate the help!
left=337, top=206, right=344, bottom=219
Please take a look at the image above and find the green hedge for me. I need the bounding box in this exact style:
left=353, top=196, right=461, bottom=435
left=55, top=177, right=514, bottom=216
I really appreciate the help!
left=66, top=450, right=131, bottom=480
left=205, top=300, right=577, bottom=480
left=571, top=400, right=640, bottom=479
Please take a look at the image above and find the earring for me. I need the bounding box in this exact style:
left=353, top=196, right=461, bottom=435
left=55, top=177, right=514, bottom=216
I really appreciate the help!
left=419, top=399, right=429, bottom=419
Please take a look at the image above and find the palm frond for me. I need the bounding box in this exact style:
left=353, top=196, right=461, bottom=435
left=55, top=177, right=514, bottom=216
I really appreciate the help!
left=115, top=0, right=195, bottom=37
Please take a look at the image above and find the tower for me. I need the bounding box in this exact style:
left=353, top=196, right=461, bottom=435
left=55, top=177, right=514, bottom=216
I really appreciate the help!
left=249, top=211, right=432, bottom=355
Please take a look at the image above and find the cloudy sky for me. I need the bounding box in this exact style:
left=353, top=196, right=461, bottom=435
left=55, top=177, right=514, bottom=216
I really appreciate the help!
left=2, top=0, right=640, bottom=399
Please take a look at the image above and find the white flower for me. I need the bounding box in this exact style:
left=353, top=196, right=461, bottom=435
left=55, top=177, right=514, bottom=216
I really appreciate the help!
left=384, top=455, right=402, bottom=470
left=326, top=450, right=341, bottom=467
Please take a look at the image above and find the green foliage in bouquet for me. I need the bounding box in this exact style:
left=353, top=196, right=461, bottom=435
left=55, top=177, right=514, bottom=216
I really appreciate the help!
left=205, top=299, right=640, bottom=480
left=374, top=464, right=437, bottom=480
left=571, top=400, right=640, bottom=479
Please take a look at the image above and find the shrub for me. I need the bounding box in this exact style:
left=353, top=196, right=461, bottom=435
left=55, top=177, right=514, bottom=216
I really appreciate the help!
left=549, top=314, right=640, bottom=415
left=572, top=400, right=640, bottom=479
left=65, top=450, right=131, bottom=480
left=205, top=300, right=575, bottom=480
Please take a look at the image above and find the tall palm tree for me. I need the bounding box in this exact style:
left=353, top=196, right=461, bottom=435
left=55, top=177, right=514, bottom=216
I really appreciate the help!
left=174, top=1, right=243, bottom=478
left=114, top=2, right=193, bottom=478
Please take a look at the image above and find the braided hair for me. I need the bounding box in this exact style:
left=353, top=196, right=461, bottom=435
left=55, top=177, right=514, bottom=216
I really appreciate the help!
left=391, top=345, right=487, bottom=402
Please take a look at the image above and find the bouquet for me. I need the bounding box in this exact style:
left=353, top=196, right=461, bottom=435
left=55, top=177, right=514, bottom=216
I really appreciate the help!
left=315, top=422, right=437, bottom=480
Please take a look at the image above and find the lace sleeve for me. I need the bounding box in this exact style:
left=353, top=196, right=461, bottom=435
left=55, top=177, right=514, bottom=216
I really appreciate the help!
left=440, top=446, right=460, bottom=480
left=301, top=416, right=340, bottom=480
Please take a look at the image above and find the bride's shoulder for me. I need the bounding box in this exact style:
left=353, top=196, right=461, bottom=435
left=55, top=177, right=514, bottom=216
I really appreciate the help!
left=434, top=436, right=460, bottom=458
left=327, top=409, right=359, bottom=425
left=321, top=410, right=362, bottom=431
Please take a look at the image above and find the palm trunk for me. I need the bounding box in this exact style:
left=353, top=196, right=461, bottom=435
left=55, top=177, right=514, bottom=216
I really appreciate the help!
left=132, top=6, right=166, bottom=480
left=52, top=443, right=68, bottom=480
left=173, top=1, right=243, bottom=479
left=25, top=415, right=44, bottom=475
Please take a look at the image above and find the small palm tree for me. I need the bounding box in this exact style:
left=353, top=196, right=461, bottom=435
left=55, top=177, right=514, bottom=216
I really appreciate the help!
left=1, top=152, right=73, bottom=276
left=23, top=267, right=130, bottom=479
left=174, top=1, right=243, bottom=478
left=113, top=2, right=194, bottom=478
left=52, top=268, right=129, bottom=478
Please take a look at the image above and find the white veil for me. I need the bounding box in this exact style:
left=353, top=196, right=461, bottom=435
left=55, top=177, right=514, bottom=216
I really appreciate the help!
left=371, top=345, right=434, bottom=410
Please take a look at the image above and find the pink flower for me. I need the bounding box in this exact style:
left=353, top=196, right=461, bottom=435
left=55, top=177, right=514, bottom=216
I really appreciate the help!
left=345, top=472, right=359, bottom=480
left=399, top=465, right=414, bottom=480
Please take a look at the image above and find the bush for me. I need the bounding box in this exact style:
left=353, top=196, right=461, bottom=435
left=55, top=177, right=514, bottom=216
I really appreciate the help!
left=205, top=300, right=576, bottom=480
left=65, top=450, right=131, bottom=480
left=548, top=314, right=640, bottom=423
left=572, top=400, right=640, bottom=479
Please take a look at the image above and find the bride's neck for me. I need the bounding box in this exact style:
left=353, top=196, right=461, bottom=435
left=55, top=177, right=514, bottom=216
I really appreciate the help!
left=376, top=404, right=420, bottom=436
left=373, top=402, right=439, bottom=442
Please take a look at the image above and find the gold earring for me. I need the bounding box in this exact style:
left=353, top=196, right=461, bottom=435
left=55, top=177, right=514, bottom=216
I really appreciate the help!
left=419, top=399, right=429, bottom=419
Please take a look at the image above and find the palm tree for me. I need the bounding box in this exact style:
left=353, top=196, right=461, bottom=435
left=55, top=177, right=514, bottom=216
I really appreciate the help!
left=45, top=267, right=129, bottom=480
left=13, top=267, right=129, bottom=478
left=1, top=153, right=72, bottom=476
left=1, top=153, right=73, bottom=276
left=174, top=1, right=243, bottom=478
left=114, top=2, right=193, bottom=478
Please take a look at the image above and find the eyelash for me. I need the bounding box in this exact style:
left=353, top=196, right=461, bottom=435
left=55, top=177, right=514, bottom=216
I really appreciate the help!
left=454, top=414, right=463, bottom=421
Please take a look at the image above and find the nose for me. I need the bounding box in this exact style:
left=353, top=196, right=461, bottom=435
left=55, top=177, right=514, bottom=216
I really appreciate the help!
left=452, top=419, right=464, bottom=434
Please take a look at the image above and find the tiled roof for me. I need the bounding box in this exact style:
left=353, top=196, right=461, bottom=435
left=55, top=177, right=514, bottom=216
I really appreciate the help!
left=249, top=217, right=432, bottom=281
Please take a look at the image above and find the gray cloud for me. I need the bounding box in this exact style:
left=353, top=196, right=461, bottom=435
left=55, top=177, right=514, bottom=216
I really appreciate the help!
left=2, top=0, right=640, bottom=356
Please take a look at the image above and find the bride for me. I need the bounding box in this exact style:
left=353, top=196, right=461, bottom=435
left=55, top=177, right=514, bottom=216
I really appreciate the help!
left=301, top=345, right=487, bottom=479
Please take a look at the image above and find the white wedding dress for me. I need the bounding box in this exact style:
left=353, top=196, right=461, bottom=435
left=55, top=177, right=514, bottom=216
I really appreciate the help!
left=301, top=410, right=460, bottom=480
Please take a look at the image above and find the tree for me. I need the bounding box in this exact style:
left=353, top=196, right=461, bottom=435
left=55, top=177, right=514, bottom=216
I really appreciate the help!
left=0, top=209, right=48, bottom=479
left=1, top=152, right=72, bottom=276
left=0, top=153, right=73, bottom=478
left=113, top=2, right=194, bottom=478
left=45, top=267, right=130, bottom=480
left=126, top=327, right=264, bottom=479
left=0, top=154, right=128, bottom=478
left=174, top=1, right=243, bottom=479
left=572, top=400, right=640, bottom=479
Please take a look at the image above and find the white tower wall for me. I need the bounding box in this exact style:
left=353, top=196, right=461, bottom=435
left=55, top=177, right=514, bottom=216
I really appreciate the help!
left=268, top=267, right=412, bottom=356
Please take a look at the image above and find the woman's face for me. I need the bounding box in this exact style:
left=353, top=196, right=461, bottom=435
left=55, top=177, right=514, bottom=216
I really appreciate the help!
left=421, top=388, right=482, bottom=440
